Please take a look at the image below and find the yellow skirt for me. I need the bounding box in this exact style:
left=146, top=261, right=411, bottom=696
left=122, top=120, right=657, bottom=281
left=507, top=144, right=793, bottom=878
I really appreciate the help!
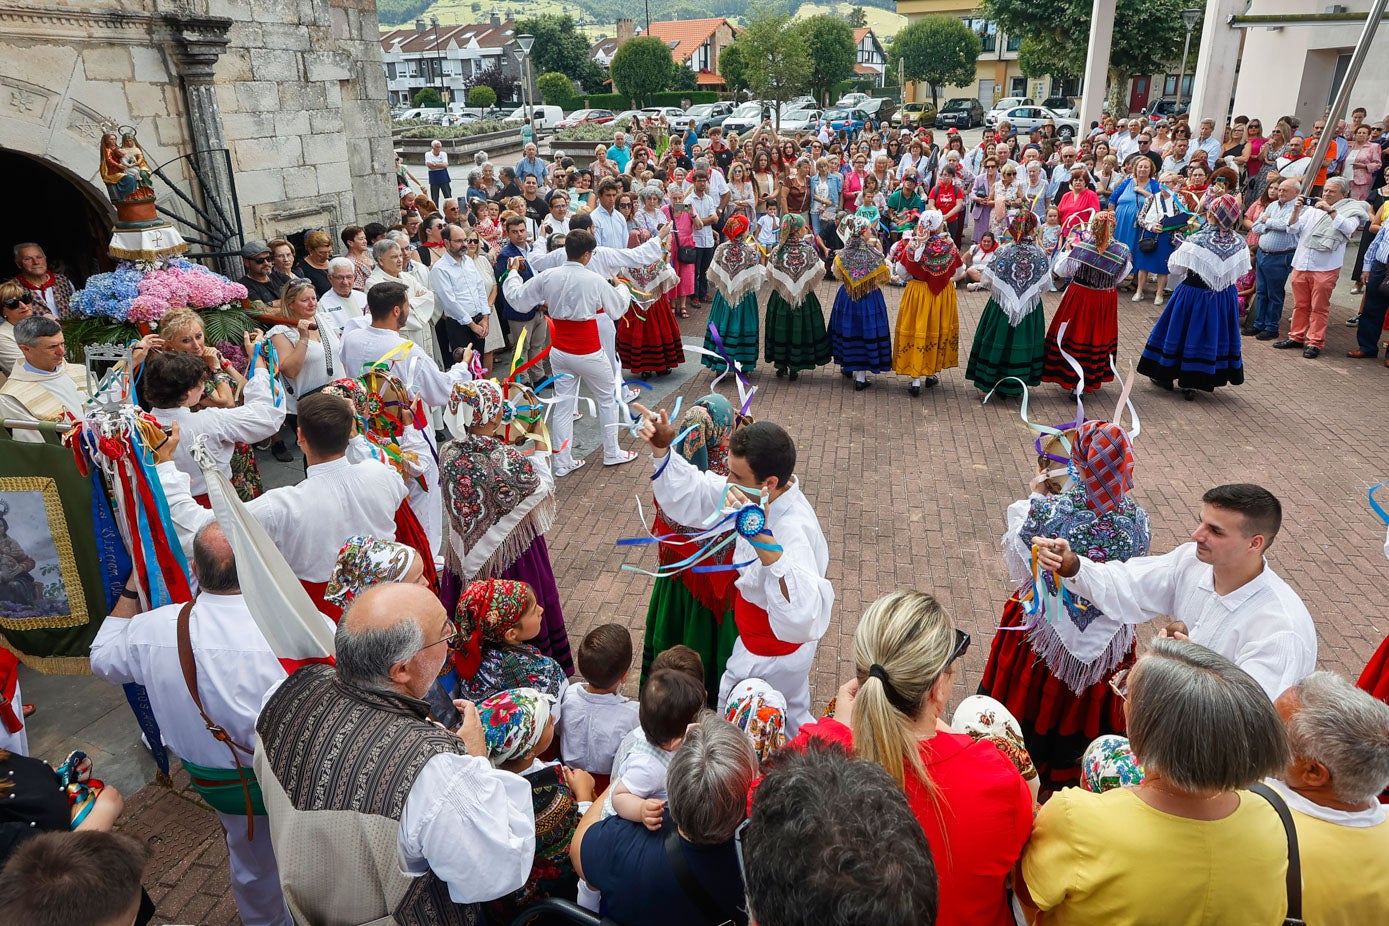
left=893, top=279, right=960, bottom=377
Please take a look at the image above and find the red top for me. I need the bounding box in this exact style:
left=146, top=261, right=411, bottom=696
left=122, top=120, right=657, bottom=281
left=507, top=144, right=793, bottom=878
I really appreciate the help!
left=792, top=718, right=1033, bottom=926
left=930, top=182, right=961, bottom=216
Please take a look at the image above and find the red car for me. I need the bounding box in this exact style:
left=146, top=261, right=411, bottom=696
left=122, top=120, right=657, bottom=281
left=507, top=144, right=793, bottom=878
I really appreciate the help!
left=554, top=108, right=616, bottom=129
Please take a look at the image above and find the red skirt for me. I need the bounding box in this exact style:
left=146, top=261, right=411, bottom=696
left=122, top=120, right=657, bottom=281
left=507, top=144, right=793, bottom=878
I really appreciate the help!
left=616, top=296, right=685, bottom=375
left=978, top=597, right=1133, bottom=792
left=1359, top=635, right=1389, bottom=702
left=1041, top=283, right=1118, bottom=393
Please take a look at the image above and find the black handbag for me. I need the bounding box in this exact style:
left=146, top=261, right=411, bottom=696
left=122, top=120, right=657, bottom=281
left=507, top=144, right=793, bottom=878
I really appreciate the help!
left=1135, top=223, right=1159, bottom=254
left=677, top=225, right=697, bottom=263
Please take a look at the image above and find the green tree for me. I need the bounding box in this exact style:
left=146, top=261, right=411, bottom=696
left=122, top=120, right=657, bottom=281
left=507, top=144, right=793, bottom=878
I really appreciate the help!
left=466, top=85, right=497, bottom=108
left=979, top=0, right=1190, bottom=114
left=536, top=71, right=576, bottom=106
left=719, top=41, right=750, bottom=95
left=734, top=2, right=811, bottom=127
left=847, top=6, right=868, bottom=27
left=611, top=36, right=676, bottom=107
left=515, top=14, right=606, bottom=89
left=888, top=16, right=980, bottom=107
left=669, top=62, right=699, bottom=92
left=412, top=87, right=442, bottom=108
left=794, top=15, right=856, bottom=106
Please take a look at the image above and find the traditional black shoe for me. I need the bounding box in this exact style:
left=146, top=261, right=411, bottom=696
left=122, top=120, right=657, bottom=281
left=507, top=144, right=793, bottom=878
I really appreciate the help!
left=270, top=441, right=294, bottom=462
left=908, top=383, right=921, bottom=397
left=1272, top=339, right=1305, bottom=349
left=1303, top=346, right=1321, bottom=359
left=923, top=375, right=940, bottom=388
left=1255, top=330, right=1278, bottom=341
left=853, top=379, right=871, bottom=391
left=1183, top=388, right=1197, bottom=401
left=775, top=367, right=786, bottom=379
left=788, top=371, right=799, bottom=381
left=1149, top=376, right=1174, bottom=392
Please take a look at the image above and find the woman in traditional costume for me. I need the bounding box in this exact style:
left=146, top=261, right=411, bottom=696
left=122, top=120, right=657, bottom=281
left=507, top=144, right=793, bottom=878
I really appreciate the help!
left=763, top=214, right=832, bottom=380
left=454, top=578, right=567, bottom=706
left=1042, top=211, right=1131, bottom=394
left=828, top=214, right=893, bottom=391
left=978, top=419, right=1150, bottom=795
left=324, top=535, right=429, bottom=611
left=639, top=394, right=739, bottom=703
left=702, top=214, right=764, bottom=374
left=439, top=379, right=572, bottom=675
left=966, top=210, right=1050, bottom=397
left=1136, top=194, right=1249, bottom=401
left=614, top=242, right=684, bottom=378
left=891, top=210, right=962, bottom=396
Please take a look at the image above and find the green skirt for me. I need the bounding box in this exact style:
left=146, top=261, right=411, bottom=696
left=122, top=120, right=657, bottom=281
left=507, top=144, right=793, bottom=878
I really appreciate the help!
left=641, top=576, right=740, bottom=707
left=965, top=299, right=1046, bottom=395
left=764, top=291, right=832, bottom=372
left=704, top=291, right=760, bottom=371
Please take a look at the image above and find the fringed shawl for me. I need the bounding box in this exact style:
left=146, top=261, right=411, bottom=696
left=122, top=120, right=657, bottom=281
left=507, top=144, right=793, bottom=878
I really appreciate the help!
left=440, top=434, right=556, bottom=580
left=624, top=256, right=679, bottom=309
left=1169, top=228, right=1252, bottom=292
left=766, top=236, right=822, bottom=304
left=834, top=238, right=890, bottom=300
left=709, top=238, right=765, bottom=304
left=1072, top=239, right=1131, bottom=280
left=900, top=233, right=961, bottom=294
left=986, top=241, right=1050, bottom=326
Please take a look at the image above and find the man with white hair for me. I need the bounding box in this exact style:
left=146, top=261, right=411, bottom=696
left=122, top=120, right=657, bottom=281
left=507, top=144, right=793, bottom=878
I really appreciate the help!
left=1048, top=146, right=1079, bottom=199
left=9, top=243, right=72, bottom=317
left=1195, top=118, right=1222, bottom=164
left=1270, top=671, right=1389, bottom=925
left=317, top=257, right=367, bottom=336
left=609, top=130, right=632, bottom=172
left=1274, top=176, right=1369, bottom=358
left=515, top=142, right=547, bottom=185
left=1113, top=119, right=1140, bottom=162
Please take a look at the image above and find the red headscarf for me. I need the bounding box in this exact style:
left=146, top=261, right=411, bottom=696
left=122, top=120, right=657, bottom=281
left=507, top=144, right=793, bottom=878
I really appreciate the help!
left=1071, top=420, right=1134, bottom=516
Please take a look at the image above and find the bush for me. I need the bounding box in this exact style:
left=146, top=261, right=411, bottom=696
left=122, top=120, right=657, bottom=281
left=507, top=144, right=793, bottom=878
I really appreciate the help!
left=650, top=91, right=719, bottom=107
left=582, top=93, right=630, bottom=111
left=553, top=122, right=621, bottom=142
left=397, top=120, right=510, bottom=139
left=412, top=87, right=442, bottom=107
left=537, top=72, right=576, bottom=106
left=467, top=85, right=497, bottom=108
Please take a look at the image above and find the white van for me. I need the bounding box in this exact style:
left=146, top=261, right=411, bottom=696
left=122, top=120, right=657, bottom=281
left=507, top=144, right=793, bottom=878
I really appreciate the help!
left=502, top=105, right=565, bottom=130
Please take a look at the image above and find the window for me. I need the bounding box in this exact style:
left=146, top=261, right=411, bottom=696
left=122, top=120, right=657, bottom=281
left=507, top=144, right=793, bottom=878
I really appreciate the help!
left=1162, top=74, right=1193, bottom=97
left=387, top=63, right=397, bottom=80
left=1005, top=34, right=1022, bottom=52
left=967, top=18, right=997, bottom=54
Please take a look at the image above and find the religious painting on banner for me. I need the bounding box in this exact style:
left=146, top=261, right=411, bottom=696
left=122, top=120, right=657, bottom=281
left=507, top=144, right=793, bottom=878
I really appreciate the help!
left=0, top=431, right=129, bottom=673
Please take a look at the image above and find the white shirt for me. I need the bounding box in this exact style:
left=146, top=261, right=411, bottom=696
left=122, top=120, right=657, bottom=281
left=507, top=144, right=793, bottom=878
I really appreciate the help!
left=266, top=325, right=332, bottom=410
left=1063, top=542, right=1317, bottom=699
left=89, top=593, right=332, bottom=768
left=557, top=685, right=640, bottom=775
left=526, top=237, right=664, bottom=278
left=1114, top=132, right=1140, bottom=163
left=338, top=325, right=472, bottom=407
left=318, top=288, right=367, bottom=331
left=428, top=251, right=488, bottom=325
left=151, top=368, right=285, bottom=497
left=502, top=260, right=631, bottom=324
left=684, top=191, right=719, bottom=248
left=159, top=456, right=406, bottom=582
left=614, top=743, right=670, bottom=800
left=650, top=452, right=833, bottom=652
left=1291, top=205, right=1366, bottom=272
left=397, top=751, right=535, bottom=904
left=590, top=204, right=629, bottom=251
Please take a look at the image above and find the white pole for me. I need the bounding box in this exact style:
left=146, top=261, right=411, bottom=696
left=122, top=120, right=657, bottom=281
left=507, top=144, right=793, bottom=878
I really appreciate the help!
left=1077, top=0, right=1116, bottom=135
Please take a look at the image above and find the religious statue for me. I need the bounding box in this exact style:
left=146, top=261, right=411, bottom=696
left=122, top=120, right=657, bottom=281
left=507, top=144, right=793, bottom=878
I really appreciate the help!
left=96, top=120, right=168, bottom=233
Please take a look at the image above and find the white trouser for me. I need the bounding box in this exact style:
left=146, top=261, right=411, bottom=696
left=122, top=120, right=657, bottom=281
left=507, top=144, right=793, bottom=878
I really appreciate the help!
left=717, top=639, right=818, bottom=738
left=551, top=347, right=622, bottom=466
left=0, top=677, right=26, bottom=756
left=217, top=811, right=292, bottom=926
left=595, top=312, right=622, bottom=378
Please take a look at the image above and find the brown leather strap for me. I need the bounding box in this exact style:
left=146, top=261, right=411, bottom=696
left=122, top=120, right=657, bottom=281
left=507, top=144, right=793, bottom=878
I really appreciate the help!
left=176, top=599, right=257, bottom=840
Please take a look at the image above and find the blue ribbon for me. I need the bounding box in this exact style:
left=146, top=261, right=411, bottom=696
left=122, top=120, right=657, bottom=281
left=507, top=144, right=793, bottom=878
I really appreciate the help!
left=1371, top=483, right=1389, bottom=525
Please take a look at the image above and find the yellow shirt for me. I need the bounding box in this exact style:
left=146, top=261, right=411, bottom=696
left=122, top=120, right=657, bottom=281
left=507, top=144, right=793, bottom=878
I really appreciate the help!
left=1293, top=806, right=1389, bottom=926
left=1021, top=787, right=1288, bottom=926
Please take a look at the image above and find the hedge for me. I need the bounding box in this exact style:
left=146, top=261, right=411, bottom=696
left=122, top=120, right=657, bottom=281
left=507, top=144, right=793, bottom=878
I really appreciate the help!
left=581, top=93, right=631, bottom=110
left=650, top=91, right=719, bottom=107
left=397, top=120, right=511, bottom=139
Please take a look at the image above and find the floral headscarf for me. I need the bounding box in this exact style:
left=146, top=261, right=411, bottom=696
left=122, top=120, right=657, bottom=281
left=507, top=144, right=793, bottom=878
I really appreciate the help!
left=445, top=379, right=505, bottom=439
left=724, top=677, right=787, bottom=763
left=458, top=578, right=532, bottom=643
left=1081, top=733, right=1145, bottom=793
left=1008, top=209, right=1039, bottom=243
left=325, top=535, right=417, bottom=608
left=678, top=394, right=736, bottom=473
left=478, top=687, right=554, bottom=767
left=319, top=377, right=370, bottom=416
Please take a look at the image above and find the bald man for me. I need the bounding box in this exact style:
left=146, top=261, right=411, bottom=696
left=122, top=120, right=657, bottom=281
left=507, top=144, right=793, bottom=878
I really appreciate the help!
left=91, top=522, right=310, bottom=926
left=255, top=583, right=535, bottom=924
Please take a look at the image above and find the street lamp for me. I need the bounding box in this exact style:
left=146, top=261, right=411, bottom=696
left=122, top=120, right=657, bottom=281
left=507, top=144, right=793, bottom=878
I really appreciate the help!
left=1176, top=8, right=1201, bottom=110
left=516, top=34, right=535, bottom=133
left=431, top=16, right=444, bottom=103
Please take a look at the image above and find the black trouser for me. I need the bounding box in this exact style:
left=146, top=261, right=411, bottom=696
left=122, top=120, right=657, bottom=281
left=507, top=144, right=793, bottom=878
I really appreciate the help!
left=1357, top=260, right=1389, bottom=356
left=694, top=246, right=715, bottom=300
left=445, top=317, right=487, bottom=357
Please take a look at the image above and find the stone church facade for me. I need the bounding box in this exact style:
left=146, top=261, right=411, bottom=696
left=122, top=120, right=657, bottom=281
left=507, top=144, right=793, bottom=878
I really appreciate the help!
left=0, top=0, right=398, bottom=282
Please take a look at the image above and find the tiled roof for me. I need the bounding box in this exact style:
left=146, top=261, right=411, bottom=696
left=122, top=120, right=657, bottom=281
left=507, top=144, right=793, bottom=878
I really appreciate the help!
left=591, top=36, right=619, bottom=57
left=854, top=63, right=881, bottom=75
left=380, top=19, right=514, bottom=55
left=645, top=18, right=730, bottom=64
left=854, top=27, right=872, bottom=42
left=696, top=71, right=725, bottom=86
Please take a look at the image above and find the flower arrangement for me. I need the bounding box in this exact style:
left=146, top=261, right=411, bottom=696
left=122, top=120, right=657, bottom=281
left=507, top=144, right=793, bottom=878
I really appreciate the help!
left=71, top=257, right=247, bottom=325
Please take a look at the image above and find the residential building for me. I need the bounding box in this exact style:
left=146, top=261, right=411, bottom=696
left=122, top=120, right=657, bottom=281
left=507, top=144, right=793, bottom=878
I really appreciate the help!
left=379, top=11, right=526, bottom=107
left=854, top=27, right=888, bottom=89
left=645, top=18, right=738, bottom=88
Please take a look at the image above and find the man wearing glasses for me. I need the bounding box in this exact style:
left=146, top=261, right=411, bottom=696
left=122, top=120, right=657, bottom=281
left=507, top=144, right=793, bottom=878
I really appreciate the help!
left=237, top=239, right=291, bottom=307
left=429, top=224, right=493, bottom=358
left=1136, top=134, right=1162, bottom=175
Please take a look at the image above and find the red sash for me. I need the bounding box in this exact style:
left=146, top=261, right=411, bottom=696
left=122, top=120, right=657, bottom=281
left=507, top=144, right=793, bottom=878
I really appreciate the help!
left=550, top=318, right=601, bottom=354
left=0, top=649, right=22, bottom=734
left=733, top=594, right=799, bottom=657
left=301, top=580, right=343, bottom=623
left=393, top=500, right=439, bottom=594
left=192, top=494, right=211, bottom=510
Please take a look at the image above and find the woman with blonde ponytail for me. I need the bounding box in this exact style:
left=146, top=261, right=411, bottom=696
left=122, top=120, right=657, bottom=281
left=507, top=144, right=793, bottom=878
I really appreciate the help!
left=791, top=590, right=1034, bottom=926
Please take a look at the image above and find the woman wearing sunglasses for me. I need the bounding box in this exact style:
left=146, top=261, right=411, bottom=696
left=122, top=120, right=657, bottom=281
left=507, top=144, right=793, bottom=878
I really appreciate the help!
left=0, top=283, right=36, bottom=377
left=791, top=589, right=1034, bottom=926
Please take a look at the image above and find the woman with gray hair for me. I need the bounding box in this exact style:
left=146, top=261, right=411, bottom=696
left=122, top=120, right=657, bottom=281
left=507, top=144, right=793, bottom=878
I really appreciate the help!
left=1019, top=637, right=1294, bottom=925
left=570, top=713, right=755, bottom=926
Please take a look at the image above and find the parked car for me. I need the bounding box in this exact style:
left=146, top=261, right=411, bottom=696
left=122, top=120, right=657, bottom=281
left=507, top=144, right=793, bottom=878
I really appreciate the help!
left=857, top=98, right=896, bottom=125
left=681, top=101, right=736, bottom=135
left=780, top=108, right=821, bottom=133
left=642, top=106, right=687, bottom=124
left=785, top=95, right=817, bottom=111
left=892, top=101, right=938, bottom=128
left=934, top=97, right=985, bottom=128
left=822, top=107, right=869, bottom=136
left=984, top=97, right=1037, bottom=128
left=502, top=105, right=566, bottom=130
left=993, top=105, right=1081, bottom=139
left=611, top=109, right=648, bottom=128
left=1143, top=98, right=1190, bottom=123
left=722, top=100, right=772, bottom=137
left=555, top=108, right=617, bottom=130
left=1042, top=96, right=1077, bottom=118
left=835, top=92, right=871, bottom=108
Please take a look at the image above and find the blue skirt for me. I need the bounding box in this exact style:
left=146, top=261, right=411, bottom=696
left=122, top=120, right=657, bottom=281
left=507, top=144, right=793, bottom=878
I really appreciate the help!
left=828, top=286, right=892, bottom=372
left=1132, top=231, right=1175, bottom=274
left=1135, top=281, right=1244, bottom=391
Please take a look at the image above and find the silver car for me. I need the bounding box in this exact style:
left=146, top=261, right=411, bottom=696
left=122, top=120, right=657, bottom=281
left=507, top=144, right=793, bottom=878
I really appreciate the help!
left=995, top=105, right=1081, bottom=139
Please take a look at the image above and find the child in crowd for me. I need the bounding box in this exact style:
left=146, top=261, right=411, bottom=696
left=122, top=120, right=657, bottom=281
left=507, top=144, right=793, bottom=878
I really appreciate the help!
left=964, top=232, right=1000, bottom=290
left=1236, top=254, right=1257, bottom=321
left=455, top=578, right=567, bottom=711
left=477, top=688, right=594, bottom=924
left=558, top=624, right=641, bottom=782
left=605, top=668, right=706, bottom=829
left=1041, top=206, right=1063, bottom=291
left=756, top=198, right=781, bottom=249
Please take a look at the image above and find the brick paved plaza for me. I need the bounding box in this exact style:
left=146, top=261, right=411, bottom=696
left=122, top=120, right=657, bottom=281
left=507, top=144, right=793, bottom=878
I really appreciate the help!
left=119, top=271, right=1389, bottom=923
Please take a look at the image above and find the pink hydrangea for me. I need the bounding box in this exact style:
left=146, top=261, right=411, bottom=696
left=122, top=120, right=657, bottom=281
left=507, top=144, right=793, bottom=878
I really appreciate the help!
left=127, top=294, right=169, bottom=324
